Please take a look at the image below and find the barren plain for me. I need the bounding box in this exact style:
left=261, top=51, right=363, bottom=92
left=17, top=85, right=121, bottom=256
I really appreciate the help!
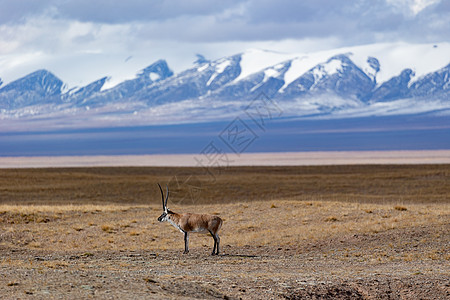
left=0, top=164, right=449, bottom=299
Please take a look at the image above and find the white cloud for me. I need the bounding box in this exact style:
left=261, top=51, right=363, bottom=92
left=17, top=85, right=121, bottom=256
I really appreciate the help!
left=386, top=0, right=441, bottom=15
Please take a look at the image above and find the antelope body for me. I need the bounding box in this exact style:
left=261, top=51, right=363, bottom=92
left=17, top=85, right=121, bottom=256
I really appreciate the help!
left=157, top=184, right=223, bottom=255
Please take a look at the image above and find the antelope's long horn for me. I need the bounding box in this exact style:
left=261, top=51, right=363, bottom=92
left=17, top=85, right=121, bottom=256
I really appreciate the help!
left=158, top=183, right=165, bottom=210
left=165, top=185, right=169, bottom=208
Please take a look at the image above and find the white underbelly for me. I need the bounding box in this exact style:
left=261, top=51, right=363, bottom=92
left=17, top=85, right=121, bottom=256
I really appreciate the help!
left=191, top=228, right=209, bottom=234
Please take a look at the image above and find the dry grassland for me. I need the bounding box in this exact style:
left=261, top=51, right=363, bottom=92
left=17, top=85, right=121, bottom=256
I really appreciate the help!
left=0, top=165, right=449, bottom=299
left=0, top=201, right=448, bottom=254
left=1, top=164, right=449, bottom=205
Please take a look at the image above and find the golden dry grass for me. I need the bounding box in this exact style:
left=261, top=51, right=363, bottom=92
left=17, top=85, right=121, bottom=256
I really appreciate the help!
left=1, top=200, right=448, bottom=256
left=0, top=164, right=449, bottom=253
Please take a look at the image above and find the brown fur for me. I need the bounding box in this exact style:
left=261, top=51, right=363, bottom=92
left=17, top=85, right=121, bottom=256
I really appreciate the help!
left=163, top=210, right=223, bottom=255
left=169, top=212, right=223, bottom=233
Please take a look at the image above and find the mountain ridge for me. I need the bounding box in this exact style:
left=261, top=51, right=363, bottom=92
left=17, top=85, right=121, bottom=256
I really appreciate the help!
left=1, top=43, right=449, bottom=128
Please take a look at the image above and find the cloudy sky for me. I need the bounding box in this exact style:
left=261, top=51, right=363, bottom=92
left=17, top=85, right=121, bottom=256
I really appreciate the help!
left=0, top=0, right=449, bottom=87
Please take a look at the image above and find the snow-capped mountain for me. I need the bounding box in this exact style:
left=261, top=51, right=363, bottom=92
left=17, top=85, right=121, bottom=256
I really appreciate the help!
left=1, top=43, right=449, bottom=129
left=279, top=54, right=376, bottom=101
left=410, top=64, right=450, bottom=98
left=74, top=59, right=174, bottom=107
left=0, top=70, right=64, bottom=109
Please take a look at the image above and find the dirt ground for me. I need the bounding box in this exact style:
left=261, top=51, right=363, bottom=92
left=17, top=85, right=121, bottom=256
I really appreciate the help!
left=1, top=224, right=449, bottom=299
left=0, top=165, right=449, bottom=299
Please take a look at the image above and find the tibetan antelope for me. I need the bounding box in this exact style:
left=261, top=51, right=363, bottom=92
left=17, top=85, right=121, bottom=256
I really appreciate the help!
left=157, top=184, right=223, bottom=255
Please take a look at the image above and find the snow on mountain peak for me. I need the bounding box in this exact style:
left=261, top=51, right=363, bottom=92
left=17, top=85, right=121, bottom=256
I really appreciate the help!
left=234, top=48, right=296, bottom=83
left=215, top=59, right=232, bottom=73
left=197, top=63, right=209, bottom=72
left=312, top=58, right=345, bottom=82
left=206, top=59, right=233, bottom=86
left=264, top=68, right=282, bottom=80
left=348, top=42, right=450, bottom=85
left=278, top=42, right=449, bottom=92
left=149, top=72, right=161, bottom=81
left=280, top=53, right=341, bottom=92
left=100, top=59, right=173, bottom=91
